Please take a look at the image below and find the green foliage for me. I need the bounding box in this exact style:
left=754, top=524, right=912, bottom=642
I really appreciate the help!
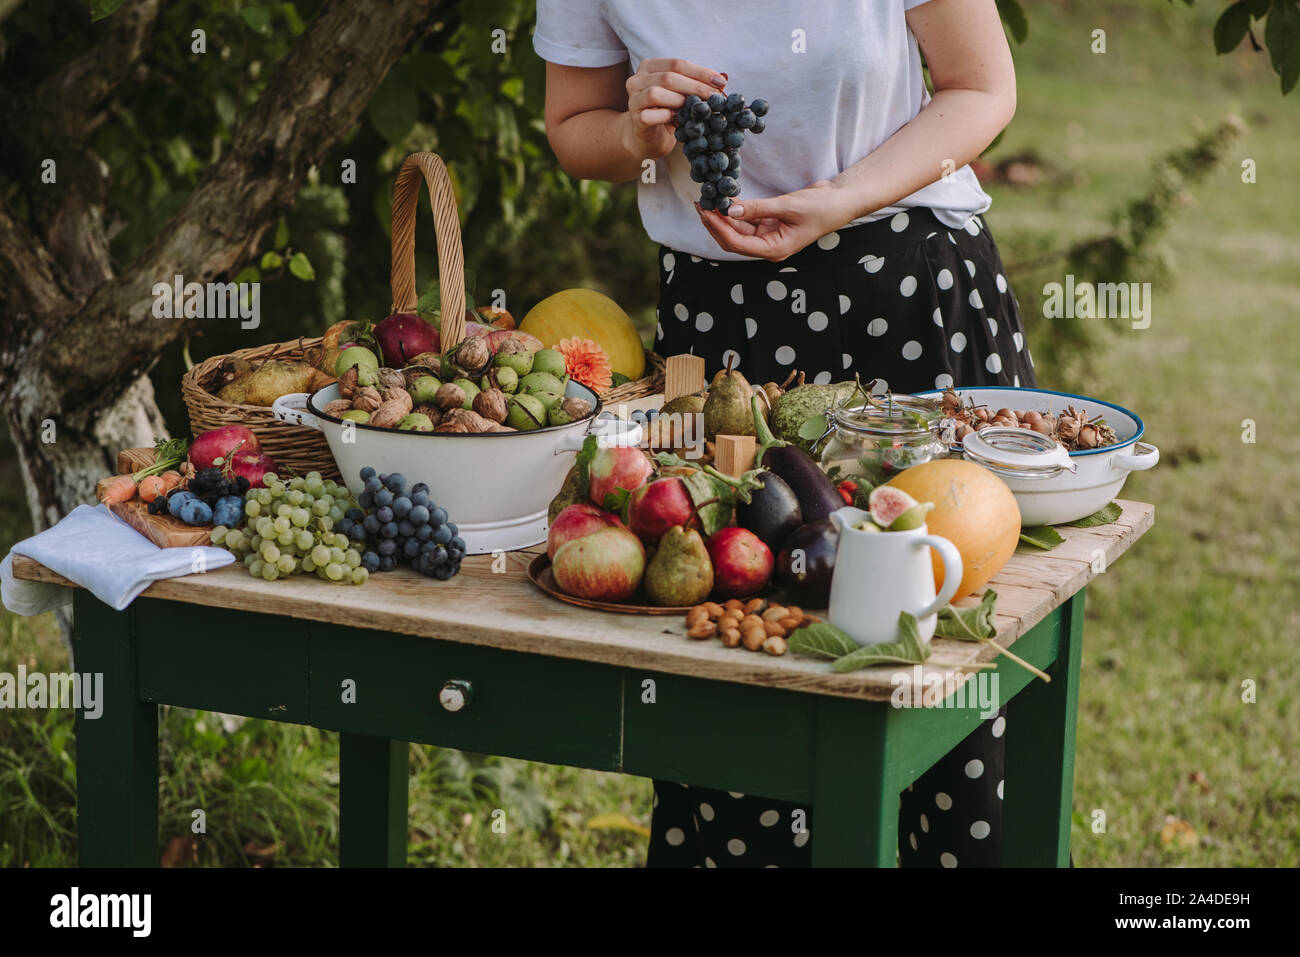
left=1194, top=0, right=1300, bottom=92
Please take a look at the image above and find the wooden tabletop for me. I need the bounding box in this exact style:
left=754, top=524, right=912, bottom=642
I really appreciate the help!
left=12, top=500, right=1153, bottom=702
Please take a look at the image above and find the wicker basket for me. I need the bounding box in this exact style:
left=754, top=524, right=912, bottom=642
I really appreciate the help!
left=181, top=337, right=342, bottom=480
left=603, top=349, right=665, bottom=405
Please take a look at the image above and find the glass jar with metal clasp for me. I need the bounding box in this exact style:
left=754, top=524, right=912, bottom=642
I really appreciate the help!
left=814, top=383, right=955, bottom=489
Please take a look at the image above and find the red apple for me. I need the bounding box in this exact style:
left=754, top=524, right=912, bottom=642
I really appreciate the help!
left=706, top=526, right=774, bottom=598
left=548, top=503, right=623, bottom=560
left=627, top=477, right=694, bottom=544
left=587, top=447, right=653, bottom=508
left=552, top=525, right=646, bottom=602
left=374, top=312, right=439, bottom=367
left=230, top=449, right=279, bottom=489
left=190, top=426, right=261, bottom=471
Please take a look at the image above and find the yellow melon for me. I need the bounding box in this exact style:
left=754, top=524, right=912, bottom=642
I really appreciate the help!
left=520, top=288, right=645, bottom=380
left=886, top=459, right=1020, bottom=600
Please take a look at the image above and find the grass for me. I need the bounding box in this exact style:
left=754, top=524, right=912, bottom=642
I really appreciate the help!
left=2, top=1, right=1298, bottom=866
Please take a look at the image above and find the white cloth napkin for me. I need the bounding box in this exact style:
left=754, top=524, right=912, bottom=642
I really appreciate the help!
left=1, top=504, right=235, bottom=615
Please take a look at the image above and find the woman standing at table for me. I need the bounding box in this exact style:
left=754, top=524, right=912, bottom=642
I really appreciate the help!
left=535, top=0, right=1031, bottom=867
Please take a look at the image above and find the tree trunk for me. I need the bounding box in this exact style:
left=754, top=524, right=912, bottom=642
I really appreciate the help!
left=0, top=0, right=440, bottom=533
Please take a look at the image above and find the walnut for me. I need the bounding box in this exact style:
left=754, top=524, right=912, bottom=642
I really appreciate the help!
left=337, top=365, right=359, bottom=400
left=435, top=420, right=471, bottom=434
left=403, top=364, right=438, bottom=388
left=379, top=386, right=413, bottom=415
left=353, top=387, right=382, bottom=413
left=413, top=403, right=443, bottom=426
left=435, top=382, right=467, bottom=410
left=322, top=399, right=353, bottom=418
left=377, top=367, right=407, bottom=392
left=473, top=387, right=509, bottom=424
left=369, top=399, right=409, bottom=429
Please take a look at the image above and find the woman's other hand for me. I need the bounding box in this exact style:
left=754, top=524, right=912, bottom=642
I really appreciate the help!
left=696, top=181, right=852, bottom=262
left=622, top=58, right=727, bottom=160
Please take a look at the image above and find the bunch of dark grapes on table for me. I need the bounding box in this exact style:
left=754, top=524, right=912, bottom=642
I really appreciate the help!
left=151, top=465, right=248, bottom=527
left=676, top=92, right=769, bottom=215
left=350, top=468, right=466, bottom=580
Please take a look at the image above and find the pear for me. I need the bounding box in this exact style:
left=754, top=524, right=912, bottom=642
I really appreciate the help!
left=702, top=361, right=756, bottom=440
left=643, top=525, right=714, bottom=606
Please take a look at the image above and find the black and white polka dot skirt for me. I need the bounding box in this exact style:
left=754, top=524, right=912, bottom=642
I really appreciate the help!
left=649, top=208, right=1033, bottom=868
left=655, top=208, right=1036, bottom=394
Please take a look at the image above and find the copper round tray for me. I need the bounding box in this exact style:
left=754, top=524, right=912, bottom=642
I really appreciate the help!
left=527, top=554, right=694, bottom=615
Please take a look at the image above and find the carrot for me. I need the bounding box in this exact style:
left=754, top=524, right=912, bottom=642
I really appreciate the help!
left=139, top=475, right=167, bottom=503
left=98, top=474, right=137, bottom=505
left=159, top=470, right=184, bottom=492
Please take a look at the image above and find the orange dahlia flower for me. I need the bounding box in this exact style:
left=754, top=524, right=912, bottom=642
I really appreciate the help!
left=556, top=337, right=613, bottom=393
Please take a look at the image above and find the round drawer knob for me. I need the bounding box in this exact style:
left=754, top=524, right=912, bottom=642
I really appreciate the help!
left=438, top=679, right=473, bottom=713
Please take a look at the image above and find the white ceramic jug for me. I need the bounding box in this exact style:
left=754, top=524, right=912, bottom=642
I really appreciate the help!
left=827, top=506, right=964, bottom=647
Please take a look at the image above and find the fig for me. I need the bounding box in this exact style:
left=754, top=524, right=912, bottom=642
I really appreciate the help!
left=887, top=501, right=935, bottom=531
left=867, top=486, right=919, bottom=528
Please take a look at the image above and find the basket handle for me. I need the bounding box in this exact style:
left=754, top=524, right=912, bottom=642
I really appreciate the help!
left=389, top=152, right=467, bottom=351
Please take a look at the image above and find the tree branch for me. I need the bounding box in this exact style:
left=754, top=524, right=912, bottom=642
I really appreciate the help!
left=39, top=0, right=440, bottom=403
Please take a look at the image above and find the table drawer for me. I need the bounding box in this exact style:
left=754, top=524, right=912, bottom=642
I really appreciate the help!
left=307, top=622, right=622, bottom=771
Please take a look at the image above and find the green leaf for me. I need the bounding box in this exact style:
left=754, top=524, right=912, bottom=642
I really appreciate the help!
left=996, top=0, right=1029, bottom=43
left=935, top=590, right=999, bottom=641
left=89, top=0, right=126, bottom=22
left=240, top=6, right=273, bottom=32
left=797, top=413, right=829, bottom=442
left=679, top=470, right=730, bottom=537
left=1019, top=525, right=1065, bottom=550
left=1063, top=501, right=1123, bottom=527
left=273, top=217, right=290, bottom=250
left=288, top=251, right=315, bottom=281
left=786, top=621, right=859, bottom=660
left=610, top=372, right=632, bottom=387
left=417, top=278, right=442, bottom=323
left=1266, top=0, right=1300, bottom=93
left=832, top=612, right=931, bottom=672
left=603, top=488, right=632, bottom=515
left=1214, top=2, right=1252, bottom=53
left=368, top=71, right=419, bottom=144
left=260, top=250, right=284, bottom=271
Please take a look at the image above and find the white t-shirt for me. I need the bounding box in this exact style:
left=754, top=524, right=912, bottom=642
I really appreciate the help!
left=534, top=0, right=993, bottom=261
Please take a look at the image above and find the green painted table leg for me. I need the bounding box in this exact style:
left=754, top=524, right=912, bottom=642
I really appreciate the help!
left=811, top=698, right=897, bottom=867
left=339, top=733, right=408, bottom=867
left=72, top=595, right=159, bottom=867
left=1002, top=590, right=1086, bottom=866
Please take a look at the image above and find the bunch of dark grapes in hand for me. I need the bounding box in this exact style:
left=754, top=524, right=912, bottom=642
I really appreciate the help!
left=351, top=468, right=465, bottom=580
left=676, top=92, right=769, bottom=215
left=152, top=465, right=248, bottom=527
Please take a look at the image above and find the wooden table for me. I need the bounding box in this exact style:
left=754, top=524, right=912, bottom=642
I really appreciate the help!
left=13, top=500, right=1153, bottom=867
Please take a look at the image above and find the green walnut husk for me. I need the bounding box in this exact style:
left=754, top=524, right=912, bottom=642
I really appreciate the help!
left=452, top=378, right=480, bottom=409
left=340, top=409, right=371, bottom=424
left=531, top=349, right=567, bottom=379
left=481, top=366, right=519, bottom=394
left=335, top=346, right=379, bottom=379
left=519, top=371, right=565, bottom=396
left=397, top=413, right=435, bottom=432
left=409, top=375, right=443, bottom=405
left=529, top=390, right=563, bottom=410
left=548, top=396, right=593, bottom=427
left=506, top=393, right=547, bottom=431
left=493, top=346, right=534, bottom=378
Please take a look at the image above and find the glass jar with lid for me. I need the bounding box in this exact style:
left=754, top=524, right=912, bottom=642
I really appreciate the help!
left=816, top=390, right=954, bottom=488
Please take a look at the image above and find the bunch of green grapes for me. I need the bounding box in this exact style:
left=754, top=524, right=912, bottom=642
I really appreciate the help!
left=210, top=471, right=369, bottom=585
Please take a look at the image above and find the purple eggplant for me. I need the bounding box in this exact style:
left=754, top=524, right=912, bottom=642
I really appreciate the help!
left=775, top=519, right=839, bottom=607
left=753, top=395, right=843, bottom=523
left=735, top=470, right=802, bottom=551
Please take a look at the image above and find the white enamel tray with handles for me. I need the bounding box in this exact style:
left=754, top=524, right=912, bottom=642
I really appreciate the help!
left=273, top=382, right=640, bottom=555
left=271, top=151, right=642, bottom=554
left=914, top=386, right=1159, bottom=526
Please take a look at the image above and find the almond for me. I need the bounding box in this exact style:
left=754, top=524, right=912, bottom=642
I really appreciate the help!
left=720, top=628, right=742, bottom=648
left=742, top=627, right=767, bottom=651
left=762, top=636, right=787, bottom=656
left=687, top=621, right=717, bottom=640
left=761, top=606, right=788, bottom=623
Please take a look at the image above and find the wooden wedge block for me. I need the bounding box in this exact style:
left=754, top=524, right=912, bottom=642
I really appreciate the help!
left=664, top=354, right=706, bottom=402
left=118, top=447, right=156, bottom=475
left=713, top=434, right=756, bottom=477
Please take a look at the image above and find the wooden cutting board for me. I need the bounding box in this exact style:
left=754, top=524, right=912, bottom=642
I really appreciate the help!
left=106, top=446, right=210, bottom=548
left=109, top=500, right=211, bottom=548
